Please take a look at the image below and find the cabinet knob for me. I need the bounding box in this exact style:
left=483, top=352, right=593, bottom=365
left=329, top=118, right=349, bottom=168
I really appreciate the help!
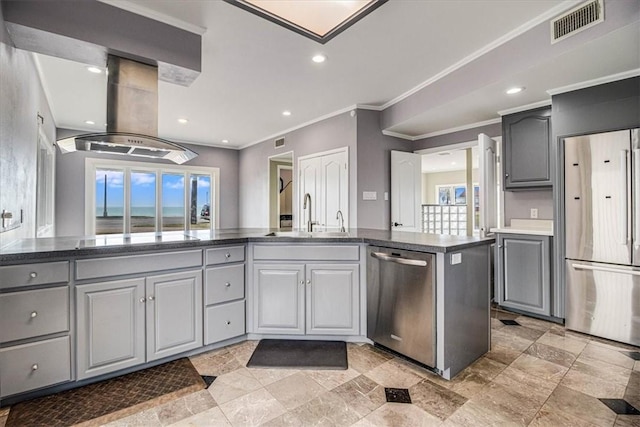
left=226, top=320, right=231, bottom=325
left=299, top=280, right=304, bottom=285
left=225, top=282, right=231, bottom=288
left=31, top=364, right=39, bottom=371
left=139, top=297, right=146, bottom=303
left=505, top=173, right=509, bottom=178
left=148, top=296, right=155, bottom=301
left=29, top=272, right=37, bottom=278
left=30, top=311, right=38, bottom=318
left=225, top=253, right=231, bottom=259
left=306, top=280, right=311, bottom=285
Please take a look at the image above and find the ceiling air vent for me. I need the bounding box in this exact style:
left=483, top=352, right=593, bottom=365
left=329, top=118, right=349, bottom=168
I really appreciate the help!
left=274, top=137, right=285, bottom=148
left=551, top=0, right=603, bottom=43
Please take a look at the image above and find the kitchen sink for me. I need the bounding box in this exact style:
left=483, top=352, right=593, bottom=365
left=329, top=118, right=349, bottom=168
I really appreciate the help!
left=264, top=231, right=350, bottom=238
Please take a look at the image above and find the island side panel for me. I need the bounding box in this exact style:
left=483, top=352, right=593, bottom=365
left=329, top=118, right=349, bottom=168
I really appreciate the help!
left=437, top=244, right=491, bottom=380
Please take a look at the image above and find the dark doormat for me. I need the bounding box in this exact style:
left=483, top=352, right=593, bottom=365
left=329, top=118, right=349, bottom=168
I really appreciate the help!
left=246, top=339, right=348, bottom=370
left=5, top=358, right=205, bottom=427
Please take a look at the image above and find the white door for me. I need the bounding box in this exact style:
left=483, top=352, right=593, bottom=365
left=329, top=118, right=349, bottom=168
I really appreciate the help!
left=321, top=151, right=348, bottom=229
left=478, top=134, right=498, bottom=238
left=298, top=157, right=321, bottom=229
left=391, top=150, right=422, bottom=231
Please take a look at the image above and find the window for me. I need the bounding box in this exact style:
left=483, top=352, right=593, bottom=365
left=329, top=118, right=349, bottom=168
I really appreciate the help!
left=36, top=127, right=55, bottom=237
left=433, top=183, right=480, bottom=233
left=86, top=159, right=219, bottom=235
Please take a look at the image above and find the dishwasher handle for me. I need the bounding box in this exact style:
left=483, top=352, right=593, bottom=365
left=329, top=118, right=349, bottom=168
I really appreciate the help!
left=370, top=251, right=428, bottom=267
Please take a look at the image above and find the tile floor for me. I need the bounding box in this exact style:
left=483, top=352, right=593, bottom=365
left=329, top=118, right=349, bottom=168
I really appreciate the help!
left=1, top=309, right=639, bottom=427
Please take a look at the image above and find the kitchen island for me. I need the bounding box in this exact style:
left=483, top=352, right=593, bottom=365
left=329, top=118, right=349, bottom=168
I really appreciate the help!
left=0, top=229, right=493, bottom=404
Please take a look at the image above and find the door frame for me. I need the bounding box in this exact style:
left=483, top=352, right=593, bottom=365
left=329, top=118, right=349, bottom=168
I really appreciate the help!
left=276, top=164, right=293, bottom=229
left=267, top=151, right=294, bottom=229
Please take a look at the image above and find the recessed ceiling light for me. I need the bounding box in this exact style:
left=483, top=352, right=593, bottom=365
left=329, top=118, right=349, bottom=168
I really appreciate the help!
left=506, top=87, right=525, bottom=95
left=451, top=161, right=457, bottom=165
left=87, top=66, right=102, bottom=74
left=437, top=152, right=451, bottom=156
left=178, top=118, right=189, bottom=124
left=85, top=120, right=95, bottom=125
left=222, top=139, right=229, bottom=144
left=312, top=54, right=326, bottom=63
left=282, top=111, right=292, bottom=116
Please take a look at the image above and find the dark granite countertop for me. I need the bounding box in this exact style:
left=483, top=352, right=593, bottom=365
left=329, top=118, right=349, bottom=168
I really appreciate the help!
left=0, top=229, right=494, bottom=263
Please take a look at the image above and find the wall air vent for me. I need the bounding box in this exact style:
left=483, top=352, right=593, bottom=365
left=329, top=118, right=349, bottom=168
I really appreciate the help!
left=275, top=137, right=285, bottom=148
left=551, top=0, right=603, bottom=43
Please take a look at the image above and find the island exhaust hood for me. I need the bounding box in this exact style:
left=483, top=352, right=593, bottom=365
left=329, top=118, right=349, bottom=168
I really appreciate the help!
left=57, top=55, right=197, bottom=164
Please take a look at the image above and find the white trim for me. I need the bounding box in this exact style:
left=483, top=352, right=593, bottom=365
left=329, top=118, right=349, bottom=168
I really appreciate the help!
left=97, top=0, right=207, bottom=35
left=497, top=100, right=552, bottom=116
left=239, top=105, right=358, bottom=150
left=413, top=118, right=502, bottom=141
left=84, top=158, right=220, bottom=235
left=297, top=146, right=348, bottom=162
left=267, top=151, right=294, bottom=229
left=356, top=104, right=384, bottom=111
left=36, top=124, right=56, bottom=238
left=381, top=130, right=416, bottom=141
left=380, top=0, right=582, bottom=109
left=276, top=164, right=293, bottom=229
left=415, top=140, right=477, bottom=155
left=546, top=69, right=640, bottom=96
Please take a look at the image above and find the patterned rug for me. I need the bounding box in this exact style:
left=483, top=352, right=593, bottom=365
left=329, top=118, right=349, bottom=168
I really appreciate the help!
left=5, top=358, right=205, bottom=426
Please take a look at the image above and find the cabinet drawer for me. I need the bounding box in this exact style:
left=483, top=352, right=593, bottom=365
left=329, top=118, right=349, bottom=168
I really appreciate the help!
left=253, top=245, right=359, bottom=261
left=0, top=261, right=69, bottom=290
left=206, top=246, right=245, bottom=265
left=0, top=336, right=71, bottom=397
left=0, top=286, right=69, bottom=343
left=76, top=250, right=202, bottom=280
left=205, top=264, right=245, bottom=305
left=204, top=300, right=245, bottom=345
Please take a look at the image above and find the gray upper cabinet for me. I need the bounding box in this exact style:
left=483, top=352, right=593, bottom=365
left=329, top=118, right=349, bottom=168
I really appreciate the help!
left=496, top=233, right=552, bottom=316
left=306, top=264, right=359, bottom=335
left=502, top=106, right=552, bottom=189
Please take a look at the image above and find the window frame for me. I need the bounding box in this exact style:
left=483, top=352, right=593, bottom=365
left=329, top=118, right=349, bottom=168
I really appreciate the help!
left=85, top=158, right=220, bottom=235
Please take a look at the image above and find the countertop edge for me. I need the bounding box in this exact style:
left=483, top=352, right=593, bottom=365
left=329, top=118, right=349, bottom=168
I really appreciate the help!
left=490, top=227, right=554, bottom=236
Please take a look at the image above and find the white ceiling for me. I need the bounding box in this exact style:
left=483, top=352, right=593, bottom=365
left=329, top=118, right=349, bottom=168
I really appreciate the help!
left=422, top=147, right=479, bottom=174
left=33, top=0, right=639, bottom=149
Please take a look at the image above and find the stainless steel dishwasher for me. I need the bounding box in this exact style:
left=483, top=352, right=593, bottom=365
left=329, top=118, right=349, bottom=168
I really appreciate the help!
left=367, top=246, right=435, bottom=367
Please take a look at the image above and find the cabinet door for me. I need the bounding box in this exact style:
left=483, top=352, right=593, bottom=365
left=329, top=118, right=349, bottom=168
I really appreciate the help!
left=497, top=234, right=551, bottom=316
left=76, top=279, right=145, bottom=380
left=146, top=270, right=203, bottom=362
left=503, top=107, right=552, bottom=189
left=299, top=157, right=322, bottom=229
left=321, top=151, right=348, bottom=229
left=254, top=264, right=305, bottom=334
left=306, top=264, right=359, bottom=335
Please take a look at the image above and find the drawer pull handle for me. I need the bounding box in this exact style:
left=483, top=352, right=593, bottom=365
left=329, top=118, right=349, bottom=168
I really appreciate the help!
left=30, top=311, right=38, bottom=318
left=148, top=296, right=155, bottom=301
left=226, top=321, right=231, bottom=325
left=29, top=272, right=37, bottom=278
left=225, top=253, right=231, bottom=259
left=225, top=282, right=231, bottom=288
left=31, top=364, right=39, bottom=371
left=139, top=297, right=146, bottom=303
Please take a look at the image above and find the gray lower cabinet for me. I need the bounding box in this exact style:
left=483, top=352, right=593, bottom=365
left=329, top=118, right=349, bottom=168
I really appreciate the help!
left=253, top=263, right=359, bottom=335
left=76, top=270, right=202, bottom=380
left=496, top=233, right=552, bottom=316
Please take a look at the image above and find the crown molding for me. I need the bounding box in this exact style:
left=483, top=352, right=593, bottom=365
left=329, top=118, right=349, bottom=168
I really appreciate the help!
left=497, top=99, right=551, bottom=116
left=546, top=69, right=640, bottom=96
left=412, top=118, right=502, bottom=141
left=381, top=130, right=416, bottom=141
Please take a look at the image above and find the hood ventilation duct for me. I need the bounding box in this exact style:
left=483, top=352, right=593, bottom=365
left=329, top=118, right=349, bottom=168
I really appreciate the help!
left=57, top=55, right=197, bottom=164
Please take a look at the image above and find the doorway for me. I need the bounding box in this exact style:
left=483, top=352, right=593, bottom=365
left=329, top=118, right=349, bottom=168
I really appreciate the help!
left=268, top=152, right=293, bottom=230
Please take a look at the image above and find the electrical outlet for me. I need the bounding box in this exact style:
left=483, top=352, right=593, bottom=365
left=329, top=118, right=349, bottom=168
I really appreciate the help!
left=530, top=208, right=538, bottom=219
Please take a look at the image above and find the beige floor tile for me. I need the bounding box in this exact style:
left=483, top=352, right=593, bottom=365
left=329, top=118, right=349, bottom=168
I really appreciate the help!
left=548, top=326, right=593, bottom=342
left=492, top=366, right=557, bottom=397
left=332, top=374, right=386, bottom=418
left=190, top=350, right=242, bottom=377
left=510, top=353, right=568, bottom=383
left=208, top=368, right=263, bottom=405
left=183, top=390, right=217, bottom=415
left=219, top=388, right=286, bottom=427
left=491, top=309, right=519, bottom=320
left=514, top=315, right=554, bottom=332
left=409, top=379, right=467, bottom=421
left=634, top=360, right=640, bottom=372
left=364, top=403, right=442, bottom=427
left=614, top=415, right=640, bottom=427
left=491, top=328, right=534, bottom=352
left=624, top=370, right=640, bottom=409
left=529, top=407, right=599, bottom=427
left=348, top=345, right=393, bottom=374
left=265, top=372, right=326, bottom=410
left=156, top=398, right=195, bottom=426
left=0, top=416, right=6, bottom=427
left=288, top=390, right=361, bottom=426
left=364, top=359, right=423, bottom=389
left=589, top=337, right=640, bottom=352
left=491, top=317, right=505, bottom=331
left=103, top=408, right=161, bottom=426
left=304, top=367, right=361, bottom=390
left=573, top=354, right=633, bottom=386
left=447, top=357, right=507, bottom=399
left=581, top=343, right=635, bottom=370
left=443, top=400, right=513, bottom=426
left=168, top=407, right=231, bottom=427
left=470, top=380, right=548, bottom=426
left=536, top=331, right=589, bottom=355
left=505, top=325, right=546, bottom=342
left=227, top=340, right=259, bottom=366
left=350, top=418, right=378, bottom=427
left=0, top=408, right=8, bottom=418
left=544, top=385, right=617, bottom=427
left=525, top=342, right=577, bottom=368
left=246, top=367, right=299, bottom=386
left=485, top=344, right=522, bottom=365
left=259, top=411, right=304, bottom=427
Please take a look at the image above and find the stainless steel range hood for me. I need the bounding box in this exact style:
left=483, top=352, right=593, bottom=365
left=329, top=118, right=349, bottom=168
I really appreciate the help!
left=57, top=55, right=197, bottom=164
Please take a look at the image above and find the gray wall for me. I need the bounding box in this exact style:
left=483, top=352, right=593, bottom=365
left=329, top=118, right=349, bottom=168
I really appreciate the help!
left=0, top=5, right=56, bottom=247
left=412, top=122, right=501, bottom=151
left=239, top=111, right=357, bottom=228
left=503, top=191, right=553, bottom=223
left=55, top=128, right=239, bottom=236
left=356, top=110, right=412, bottom=229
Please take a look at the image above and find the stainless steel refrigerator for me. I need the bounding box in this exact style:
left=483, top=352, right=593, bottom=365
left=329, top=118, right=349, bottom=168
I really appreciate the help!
left=564, top=128, right=639, bottom=347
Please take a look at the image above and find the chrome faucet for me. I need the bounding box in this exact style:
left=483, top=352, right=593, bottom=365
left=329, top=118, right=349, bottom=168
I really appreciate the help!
left=303, top=193, right=314, bottom=232
left=336, top=210, right=345, bottom=232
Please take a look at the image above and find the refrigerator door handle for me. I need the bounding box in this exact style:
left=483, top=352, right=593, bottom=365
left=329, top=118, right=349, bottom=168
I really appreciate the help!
left=634, top=148, right=640, bottom=249
left=571, top=262, right=640, bottom=276
left=620, top=150, right=629, bottom=245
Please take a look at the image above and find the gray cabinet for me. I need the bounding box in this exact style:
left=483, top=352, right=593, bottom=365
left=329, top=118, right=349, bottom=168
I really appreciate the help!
left=502, top=107, right=552, bottom=189
left=76, top=270, right=202, bottom=379
left=254, top=264, right=306, bottom=335
left=306, top=264, right=359, bottom=335
left=496, top=233, right=552, bottom=316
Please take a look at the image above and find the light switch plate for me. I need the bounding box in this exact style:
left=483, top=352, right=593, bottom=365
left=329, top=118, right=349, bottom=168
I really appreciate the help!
left=363, top=191, right=377, bottom=200
left=530, top=208, right=538, bottom=218
left=450, top=253, right=462, bottom=265
left=384, top=192, right=389, bottom=201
